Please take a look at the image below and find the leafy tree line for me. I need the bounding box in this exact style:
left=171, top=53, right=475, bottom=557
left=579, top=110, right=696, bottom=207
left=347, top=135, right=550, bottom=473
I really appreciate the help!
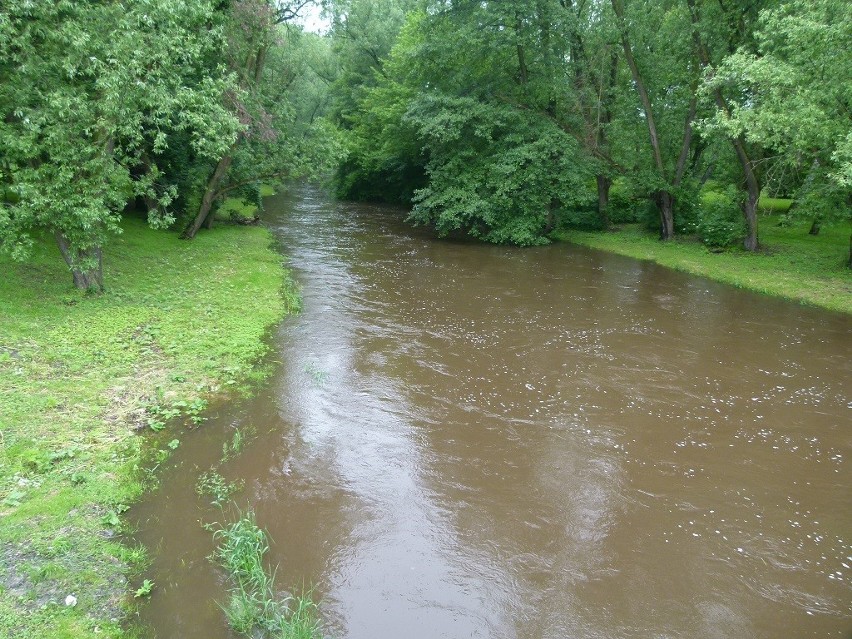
left=0, top=0, right=341, bottom=290
left=327, top=0, right=851, bottom=261
left=3, top=0, right=848, bottom=290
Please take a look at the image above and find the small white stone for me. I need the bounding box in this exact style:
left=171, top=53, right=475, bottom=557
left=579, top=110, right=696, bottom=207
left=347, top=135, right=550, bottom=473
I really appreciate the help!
left=65, top=595, right=77, bottom=607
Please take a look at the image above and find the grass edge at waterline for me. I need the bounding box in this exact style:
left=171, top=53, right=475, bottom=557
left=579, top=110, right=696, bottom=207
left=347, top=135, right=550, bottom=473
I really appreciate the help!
left=553, top=217, right=851, bottom=314
left=0, top=215, right=297, bottom=639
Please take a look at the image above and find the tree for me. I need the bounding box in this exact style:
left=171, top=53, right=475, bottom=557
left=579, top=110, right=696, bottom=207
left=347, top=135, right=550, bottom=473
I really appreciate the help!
left=0, top=0, right=240, bottom=289
left=610, top=0, right=703, bottom=240
left=324, top=0, right=415, bottom=121
left=687, top=0, right=776, bottom=251
left=337, top=1, right=597, bottom=243
left=703, top=0, right=851, bottom=259
left=182, top=0, right=342, bottom=239
left=413, top=103, right=592, bottom=245
left=324, top=0, right=423, bottom=202
left=554, top=0, right=621, bottom=226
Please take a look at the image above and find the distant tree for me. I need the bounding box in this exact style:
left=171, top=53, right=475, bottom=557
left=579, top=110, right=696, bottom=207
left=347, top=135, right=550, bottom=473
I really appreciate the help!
left=183, top=0, right=343, bottom=239
left=324, top=0, right=422, bottom=202
left=339, top=1, right=596, bottom=243
left=324, top=0, right=414, bottom=122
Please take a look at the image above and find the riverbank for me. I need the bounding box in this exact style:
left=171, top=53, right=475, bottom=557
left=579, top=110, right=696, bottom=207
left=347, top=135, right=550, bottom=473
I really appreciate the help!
left=553, top=217, right=852, bottom=314
left=0, top=216, right=297, bottom=638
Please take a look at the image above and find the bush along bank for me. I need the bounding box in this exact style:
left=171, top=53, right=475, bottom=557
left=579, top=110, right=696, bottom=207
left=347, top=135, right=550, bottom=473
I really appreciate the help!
left=0, top=215, right=299, bottom=639
left=553, top=214, right=851, bottom=315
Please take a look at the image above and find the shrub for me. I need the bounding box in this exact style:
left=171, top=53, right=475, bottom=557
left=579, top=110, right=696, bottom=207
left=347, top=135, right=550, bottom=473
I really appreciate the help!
left=641, top=198, right=664, bottom=233
left=559, top=205, right=606, bottom=231
left=697, top=187, right=746, bottom=248
left=673, top=182, right=701, bottom=234
left=607, top=185, right=642, bottom=224
left=212, top=512, right=324, bottom=638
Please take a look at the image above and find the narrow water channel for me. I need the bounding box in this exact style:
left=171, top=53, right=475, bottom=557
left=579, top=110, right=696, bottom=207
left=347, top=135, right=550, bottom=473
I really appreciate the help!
left=134, top=185, right=851, bottom=638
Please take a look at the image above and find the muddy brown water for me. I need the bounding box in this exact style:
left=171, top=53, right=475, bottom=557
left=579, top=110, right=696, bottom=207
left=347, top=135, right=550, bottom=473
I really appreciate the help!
left=134, top=186, right=851, bottom=638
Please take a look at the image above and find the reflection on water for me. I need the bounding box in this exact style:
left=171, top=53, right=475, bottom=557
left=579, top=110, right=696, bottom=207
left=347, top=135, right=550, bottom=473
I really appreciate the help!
left=135, top=186, right=851, bottom=638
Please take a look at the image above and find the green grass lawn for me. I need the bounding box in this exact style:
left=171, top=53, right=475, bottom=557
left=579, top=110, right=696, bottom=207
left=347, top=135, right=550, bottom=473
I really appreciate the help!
left=217, top=197, right=259, bottom=219
left=553, top=213, right=851, bottom=314
left=757, top=197, right=794, bottom=214
left=0, top=217, right=297, bottom=638
left=215, top=184, right=279, bottom=221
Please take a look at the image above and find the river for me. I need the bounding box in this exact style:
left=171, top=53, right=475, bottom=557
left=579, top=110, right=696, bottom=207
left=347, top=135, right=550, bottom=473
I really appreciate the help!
left=134, top=185, right=851, bottom=638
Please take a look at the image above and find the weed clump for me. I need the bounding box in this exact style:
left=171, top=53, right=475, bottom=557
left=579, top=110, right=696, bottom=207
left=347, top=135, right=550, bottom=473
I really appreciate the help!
left=212, top=511, right=323, bottom=639
left=196, top=470, right=243, bottom=507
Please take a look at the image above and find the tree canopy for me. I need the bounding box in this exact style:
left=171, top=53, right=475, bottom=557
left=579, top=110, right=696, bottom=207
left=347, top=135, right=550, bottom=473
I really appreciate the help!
left=2, top=0, right=850, bottom=289
left=330, top=0, right=850, bottom=256
left=0, top=0, right=341, bottom=289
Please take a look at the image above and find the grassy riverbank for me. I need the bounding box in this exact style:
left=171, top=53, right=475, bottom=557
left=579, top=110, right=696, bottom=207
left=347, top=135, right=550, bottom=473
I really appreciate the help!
left=0, top=216, right=297, bottom=638
left=553, top=216, right=852, bottom=314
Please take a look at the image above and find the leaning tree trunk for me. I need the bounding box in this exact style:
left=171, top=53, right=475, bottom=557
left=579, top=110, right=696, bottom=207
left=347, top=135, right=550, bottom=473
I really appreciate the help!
left=203, top=207, right=216, bottom=230
left=55, top=231, right=103, bottom=292
left=182, top=154, right=234, bottom=239
left=612, top=0, right=680, bottom=241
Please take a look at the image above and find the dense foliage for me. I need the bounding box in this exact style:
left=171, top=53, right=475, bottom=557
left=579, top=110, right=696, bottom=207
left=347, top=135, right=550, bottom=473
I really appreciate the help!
left=329, top=0, right=851, bottom=257
left=0, top=0, right=341, bottom=289
left=1, top=0, right=849, bottom=284
left=703, top=0, right=852, bottom=232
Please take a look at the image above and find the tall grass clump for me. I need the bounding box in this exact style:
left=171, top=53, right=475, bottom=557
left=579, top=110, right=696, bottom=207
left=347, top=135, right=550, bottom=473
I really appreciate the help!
left=212, top=511, right=324, bottom=639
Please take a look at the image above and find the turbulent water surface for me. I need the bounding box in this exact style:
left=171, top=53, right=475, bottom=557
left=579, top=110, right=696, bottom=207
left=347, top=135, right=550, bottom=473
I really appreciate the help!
left=135, top=186, right=851, bottom=638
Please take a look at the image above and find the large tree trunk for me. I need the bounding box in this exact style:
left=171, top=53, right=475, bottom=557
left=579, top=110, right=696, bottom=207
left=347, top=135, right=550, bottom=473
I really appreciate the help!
left=739, top=146, right=760, bottom=251
left=596, top=174, right=611, bottom=228
left=55, top=231, right=103, bottom=292
left=612, top=0, right=679, bottom=241
left=804, top=160, right=823, bottom=236
left=655, top=190, right=675, bottom=240
left=182, top=154, right=233, bottom=239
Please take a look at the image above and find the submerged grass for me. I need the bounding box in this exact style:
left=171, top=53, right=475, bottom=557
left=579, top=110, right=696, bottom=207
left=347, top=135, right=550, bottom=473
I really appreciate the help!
left=554, top=215, right=851, bottom=314
left=212, top=512, right=323, bottom=639
left=0, top=217, right=297, bottom=638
